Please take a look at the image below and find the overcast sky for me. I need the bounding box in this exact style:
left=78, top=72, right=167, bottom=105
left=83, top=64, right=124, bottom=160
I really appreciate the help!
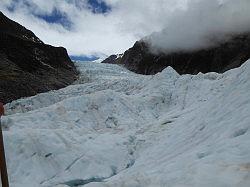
left=0, top=0, right=249, bottom=60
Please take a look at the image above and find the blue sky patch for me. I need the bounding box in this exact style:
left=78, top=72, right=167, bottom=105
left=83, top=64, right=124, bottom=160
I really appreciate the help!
left=70, top=55, right=99, bottom=62
left=87, top=0, right=111, bottom=14
left=36, top=8, right=72, bottom=30
left=6, top=0, right=72, bottom=30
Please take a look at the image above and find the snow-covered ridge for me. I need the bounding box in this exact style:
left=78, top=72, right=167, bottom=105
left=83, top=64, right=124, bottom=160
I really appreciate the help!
left=2, top=60, right=250, bottom=187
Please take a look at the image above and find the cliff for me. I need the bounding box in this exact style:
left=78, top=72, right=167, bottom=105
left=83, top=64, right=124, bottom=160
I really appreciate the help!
left=102, top=33, right=250, bottom=75
left=0, top=12, right=78, bottom=104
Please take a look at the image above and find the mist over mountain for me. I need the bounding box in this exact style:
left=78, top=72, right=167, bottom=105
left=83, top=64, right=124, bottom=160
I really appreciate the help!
left=102, top=0, right=250, bottom=75
left=102, top=32, right=250, bottom=75
left=145, top=0, right=250, bottom=54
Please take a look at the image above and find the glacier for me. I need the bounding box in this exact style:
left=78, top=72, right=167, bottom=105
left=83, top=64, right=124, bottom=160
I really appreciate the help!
left=2, top=60, right=250, bottom=187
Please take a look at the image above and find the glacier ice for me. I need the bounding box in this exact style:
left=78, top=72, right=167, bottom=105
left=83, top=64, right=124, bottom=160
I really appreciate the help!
left=2, top=60, right=250, bottom=187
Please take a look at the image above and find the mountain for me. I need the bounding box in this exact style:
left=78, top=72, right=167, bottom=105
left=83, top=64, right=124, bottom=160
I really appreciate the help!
left=0, top=11, right=78, bottom=104
left=102, top=33, right=250, bottom=75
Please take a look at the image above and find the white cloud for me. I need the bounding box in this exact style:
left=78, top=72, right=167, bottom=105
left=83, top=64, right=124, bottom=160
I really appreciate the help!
left=0, top=0, right=249, bottom=57
left=146, top=0, right=250, bottom=54
left=0, top=0, right=141, bottom=56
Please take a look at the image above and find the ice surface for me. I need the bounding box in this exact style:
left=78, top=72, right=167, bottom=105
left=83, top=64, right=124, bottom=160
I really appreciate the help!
left=2, top=60, right=250, bottom=187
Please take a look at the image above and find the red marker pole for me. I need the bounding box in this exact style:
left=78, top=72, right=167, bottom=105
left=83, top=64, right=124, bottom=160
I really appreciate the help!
left=0, top=102, right=9, bottom=187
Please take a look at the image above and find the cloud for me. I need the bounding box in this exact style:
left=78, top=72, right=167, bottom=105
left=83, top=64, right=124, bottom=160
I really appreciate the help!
left=0, top=0, right=187, bottom=57
left=146, top=0, right=250, bottom=54
left=1, top=0, right=249, bottom=58
left=0, top=0, right=141, bottom=57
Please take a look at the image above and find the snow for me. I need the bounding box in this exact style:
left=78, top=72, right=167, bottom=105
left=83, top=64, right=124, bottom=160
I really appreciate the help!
left=115, top=53, right=124, bottom=59
left=2, top=60, right=250, bottom=187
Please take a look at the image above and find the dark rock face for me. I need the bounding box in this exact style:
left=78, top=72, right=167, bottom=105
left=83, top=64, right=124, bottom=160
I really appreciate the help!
left=101, top=54, right=122, bottom=64
left=102, top=33, right=250, bottom=75
left=0, top=11, right=78, bottom=104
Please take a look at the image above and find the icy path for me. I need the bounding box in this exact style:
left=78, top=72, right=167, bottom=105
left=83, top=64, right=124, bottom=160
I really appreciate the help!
left=2, top=60, right=250, bottom=187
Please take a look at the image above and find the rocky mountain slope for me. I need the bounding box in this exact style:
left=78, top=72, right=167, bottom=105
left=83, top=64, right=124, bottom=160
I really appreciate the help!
left=0, top=12, right=78, bottom=104
left=102, top=33, right=250, bottom=75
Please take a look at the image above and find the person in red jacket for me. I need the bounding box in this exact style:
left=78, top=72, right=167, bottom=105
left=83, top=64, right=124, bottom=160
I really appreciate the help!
left=0, top=102, right=4, bottom=116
